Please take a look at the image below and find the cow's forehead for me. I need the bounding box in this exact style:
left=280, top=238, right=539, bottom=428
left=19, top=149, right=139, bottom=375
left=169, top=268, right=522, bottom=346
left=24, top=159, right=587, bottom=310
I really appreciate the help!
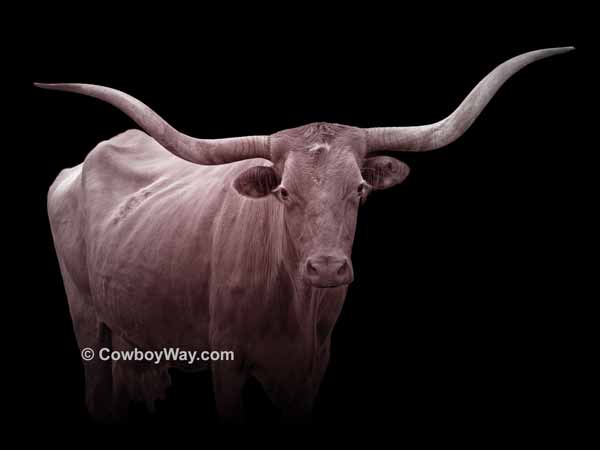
left=281, top=144, right=364, bottom=193
left=276, top=122, right=360, bottom=141
left=271, top=122, right=367, bottom=168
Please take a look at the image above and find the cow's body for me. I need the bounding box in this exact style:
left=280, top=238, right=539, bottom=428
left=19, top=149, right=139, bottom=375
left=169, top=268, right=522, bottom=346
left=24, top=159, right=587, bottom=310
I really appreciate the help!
left=49, top=129, right=345, bottom=420
left=40, top=47, right=571, bottom=422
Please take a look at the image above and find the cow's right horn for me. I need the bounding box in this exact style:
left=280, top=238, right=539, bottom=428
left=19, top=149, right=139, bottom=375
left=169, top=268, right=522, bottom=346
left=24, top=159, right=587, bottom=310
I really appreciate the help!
left=34, top=83, right=271, bottom=165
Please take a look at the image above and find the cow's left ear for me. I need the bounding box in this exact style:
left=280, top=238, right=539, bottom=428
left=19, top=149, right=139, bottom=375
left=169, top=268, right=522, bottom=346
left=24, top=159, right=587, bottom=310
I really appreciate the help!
left=233, top=166, right=280, bottom=198
left=361, top=156, right=410, bottom=190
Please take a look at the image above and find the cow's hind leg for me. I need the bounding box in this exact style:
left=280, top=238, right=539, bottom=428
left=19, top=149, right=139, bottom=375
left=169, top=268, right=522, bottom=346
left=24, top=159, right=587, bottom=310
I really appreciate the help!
left=62, top=272, right=114, bottom=422
left=111, top=334, right=172, bottom=419
left=50, top=166, right=115, bottom=421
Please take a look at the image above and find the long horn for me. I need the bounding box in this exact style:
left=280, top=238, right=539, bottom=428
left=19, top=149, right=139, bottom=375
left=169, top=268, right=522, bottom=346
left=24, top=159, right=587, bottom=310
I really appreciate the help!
left=366, top=47, right=574, bottom=153
left=34, top=83, right=271, bottom=164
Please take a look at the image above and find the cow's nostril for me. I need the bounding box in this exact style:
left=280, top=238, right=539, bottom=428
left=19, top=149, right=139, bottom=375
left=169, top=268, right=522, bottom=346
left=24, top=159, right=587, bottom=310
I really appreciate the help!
left=337, top=261, right=348, bottom=276
left=306, top=260, right=318, bottom=276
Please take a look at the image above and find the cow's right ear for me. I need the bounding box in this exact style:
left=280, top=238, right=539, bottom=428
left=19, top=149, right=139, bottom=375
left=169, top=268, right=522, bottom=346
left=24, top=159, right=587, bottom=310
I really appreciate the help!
left=233, top=166, right=280, bottom=198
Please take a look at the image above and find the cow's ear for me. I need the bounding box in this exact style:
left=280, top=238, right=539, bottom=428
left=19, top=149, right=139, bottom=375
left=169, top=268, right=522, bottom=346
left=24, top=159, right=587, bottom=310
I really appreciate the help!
left=234, top=166, right=280, bottom=198
left=361, top=156, right=410, bottom=190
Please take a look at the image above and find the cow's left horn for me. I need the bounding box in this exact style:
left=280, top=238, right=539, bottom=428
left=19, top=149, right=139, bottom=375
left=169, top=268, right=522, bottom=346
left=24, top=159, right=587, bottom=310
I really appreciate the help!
left=34, top=83, right=271, bottom=165
left=365, top=47, right=574, bottom=153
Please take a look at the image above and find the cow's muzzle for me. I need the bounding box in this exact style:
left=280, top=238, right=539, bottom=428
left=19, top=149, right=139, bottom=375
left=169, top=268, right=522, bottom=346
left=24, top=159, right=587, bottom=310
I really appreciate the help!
left=304, top=255, right=354, bottom=288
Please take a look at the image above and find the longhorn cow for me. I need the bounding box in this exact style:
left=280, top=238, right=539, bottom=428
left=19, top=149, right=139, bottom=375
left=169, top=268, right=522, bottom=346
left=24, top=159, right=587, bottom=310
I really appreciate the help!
left=38, top=47, right=572, bottom=422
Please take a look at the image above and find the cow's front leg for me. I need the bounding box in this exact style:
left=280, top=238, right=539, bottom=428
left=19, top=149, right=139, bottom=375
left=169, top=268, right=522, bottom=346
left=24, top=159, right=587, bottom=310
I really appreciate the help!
left=209, top=330, right=246, bottom=422
left=276, top=381, right=321, bottom=423
left=211, top=360, right=246, bottom=423
left=268, top=343, right=332, bottom=423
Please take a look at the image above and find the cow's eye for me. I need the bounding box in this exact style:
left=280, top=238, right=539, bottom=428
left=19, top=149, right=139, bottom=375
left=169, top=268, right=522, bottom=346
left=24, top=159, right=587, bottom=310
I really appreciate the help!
left=357, top=184, right=365, bottom=195
left=279, top=187, right=289, bottom=200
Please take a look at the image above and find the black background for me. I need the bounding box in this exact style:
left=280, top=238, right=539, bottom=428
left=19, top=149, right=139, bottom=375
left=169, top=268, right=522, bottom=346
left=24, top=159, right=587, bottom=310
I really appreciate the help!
left=19, top=7, right=587, bottom=428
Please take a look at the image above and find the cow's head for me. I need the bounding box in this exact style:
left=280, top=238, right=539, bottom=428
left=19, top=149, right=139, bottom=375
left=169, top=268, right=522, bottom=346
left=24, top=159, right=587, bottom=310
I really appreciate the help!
left=233, top=123, right=409, bottom=287
left=35, top=47, right=572, bottom=288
